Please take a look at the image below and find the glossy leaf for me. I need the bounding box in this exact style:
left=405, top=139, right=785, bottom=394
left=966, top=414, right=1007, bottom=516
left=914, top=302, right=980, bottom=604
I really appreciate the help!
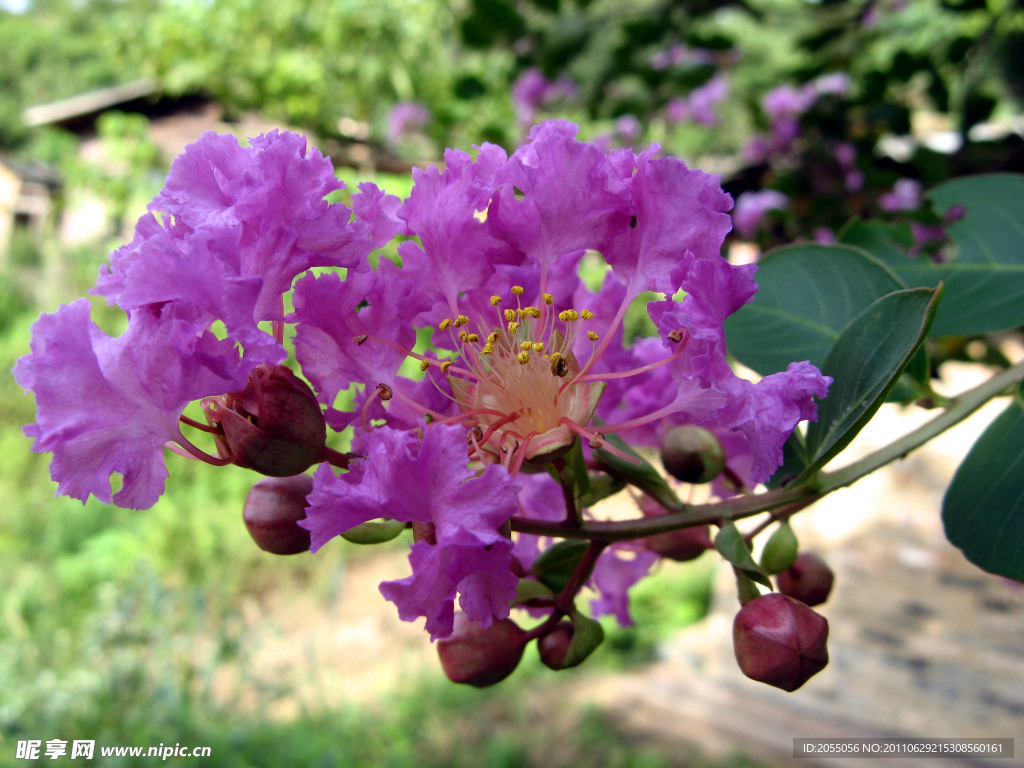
left=532, top=540, right=590, bottom=593
left=942, top=387, right=1024, bottom=582
left=841, top=175, right=1024, bottom=336
left=592, top=420, right=683, bottom=511
left=802, top=286, right=942, bottom=476
left=714, top=523, right=772, bottom=589
left=724, top=244, right=904, bottom=375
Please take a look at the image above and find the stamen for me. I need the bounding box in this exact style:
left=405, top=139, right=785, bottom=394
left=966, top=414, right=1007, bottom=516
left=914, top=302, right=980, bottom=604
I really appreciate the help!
left=440, top=361, right=453, bottom=373
left=439, top=318, right=452, bottom=331
left=543, top=293, right=554, bottom=305
left=504, top=309, right=517, bottom=322
left=587, top=331, right=599, bottom=341
left=490, top=295, right=502, bottom=306
left=580, top=309, right=594, bottom=320
left=517, top=351, right=530, bottom=365
left=454, top=315, right=470, bottom=327
left=420, top=360, right=431, bottom=371
left=353, top=334, right=369, bottom=346
left=511, top=285, right=525, bottom=296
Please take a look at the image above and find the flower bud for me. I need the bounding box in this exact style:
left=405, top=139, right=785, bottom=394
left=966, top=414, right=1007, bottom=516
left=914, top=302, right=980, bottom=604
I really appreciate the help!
left=437, top=613, right=528, bottom=687
left=638, top=495, right=711, bottom=561
left=538, top=622, right=575, bottom=670
left=733, top=593, right=829, bottom=692
left=645, top=525, right=713, bottom=561
left=208, top=364, right=326, bottom=477
left=659, top=425, right=726, bottom=484
left=242, top=474, right=314, bottom=555
left=777, top=552, right=834, bottom=607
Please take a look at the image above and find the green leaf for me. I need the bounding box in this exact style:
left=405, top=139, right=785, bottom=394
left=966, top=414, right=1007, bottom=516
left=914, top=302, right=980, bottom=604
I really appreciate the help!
left=942, top=387, right=1024, bottom=581
left=532, top=540, right=590, bottom=594
left=578, top=475, right=627, bottom=508
left=511, top=578, right=555, bottom=607
left=723, top=244, right=905, bottom=375
left=802, top=286, right=942, bottom=476
left=841, top=175, right=1024, bottom=336
left=714, top=523, right=772, bottom=589
left=565, top=436, right=589, bottom=499
left=592, top=420, right=683, bottom=511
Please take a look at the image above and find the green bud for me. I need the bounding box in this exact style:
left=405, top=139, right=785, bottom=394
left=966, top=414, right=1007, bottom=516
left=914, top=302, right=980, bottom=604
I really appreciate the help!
left=341, top=519, right=406, bottom=545
left=760, top=521, right=799, bottom=575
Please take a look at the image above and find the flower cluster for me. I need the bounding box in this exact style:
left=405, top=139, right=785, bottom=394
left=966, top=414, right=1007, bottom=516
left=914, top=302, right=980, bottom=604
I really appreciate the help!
left=16, top=121, right=830, bottom=649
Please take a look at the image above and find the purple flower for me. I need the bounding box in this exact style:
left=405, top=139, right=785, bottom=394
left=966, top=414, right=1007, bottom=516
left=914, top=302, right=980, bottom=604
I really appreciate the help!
left=511, top=69, right=577, bottom=127
left=662, top=74, right=729, bottom=128
left=302, top=423, right=520, bottom=639
left=880, top=178, right=923, bottom=212
left=732, top=190, right=790, bottom=240
left=387, top=102, right=432, bottom=143
left=17, top=120, right=831, bottom=639
left=14, top=300, right=243, bottom=509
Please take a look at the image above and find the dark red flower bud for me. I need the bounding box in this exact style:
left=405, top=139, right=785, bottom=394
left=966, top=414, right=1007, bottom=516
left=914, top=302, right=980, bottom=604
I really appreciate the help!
left=777, top=553, right=834, bottom=607
left=207, top=364, right=326, bottom=477
left=733, top=593, right=829, bottom=692
left=645, top=525, right=713, bottom=561
left=638, top=495, right=712, bottom=561
left=659, top=425, right=726, bottom=484
left=242, top=474, right=314, bottom=555
left=538, top=622, right=575, bottom=670
left=437, top=613, right=528, bottom=687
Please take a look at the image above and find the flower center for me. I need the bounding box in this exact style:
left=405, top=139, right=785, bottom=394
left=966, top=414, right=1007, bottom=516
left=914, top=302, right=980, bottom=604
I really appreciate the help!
left=435, top=286, right=606, bottom=467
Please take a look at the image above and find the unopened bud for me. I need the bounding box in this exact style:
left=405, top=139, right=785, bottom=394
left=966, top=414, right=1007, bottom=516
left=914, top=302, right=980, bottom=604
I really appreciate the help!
left=437, top=613, right=528, bottom=687
left=646, top=526, right=713, bottom=561
left=638, top=495, right=712, bottom=561
left=208, top=364, right=326, bottom=477
left=659, top=425, right=726, bottom=484
left=538, top=622, right=575, bottom=670
left=777, top=553, right=834, bottom=607
left=242, top=474, right=314, bottom=555
left=733, top=593, right=829, bottom=692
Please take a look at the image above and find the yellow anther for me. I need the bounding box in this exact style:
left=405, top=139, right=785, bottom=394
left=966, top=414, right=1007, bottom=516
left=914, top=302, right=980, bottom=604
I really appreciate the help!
left=458, top=330, right=470, bottom=342
left=481, top=343, right=494, bottom=355
left=440, top=361, right=453, bottom=373
left=454, top=315, right=470, bottom=327
left=520, top=341, right=533, bottom=351
left=439, top=318, right=452, bottom=331
left=532, top=342, right=544, bottom=352
left=511, top=285, right=525, bottom=296
left=516, top=308, right=527, bottom=318
left=517, top=351, right=530, bottom=365
left=580, top=309, right=595, bottom=320
left=419, top=360, right=431, bottom=372
left=507, top=321, right=520, bottom=333
left=565, top=309, right=580, bottom=321
left=487, top=331, right=500, bottom=344
left=524, top=306, right=541, bottom=318
left=587, top=330, right=599, bottom=341
left=466, top=333, right=480, bottom=343
left=558, top=310, right=574, bottom=322
left=504, top=308, right=517, bottom=322
left=490, top=295, right=502, bottom=306
left=543, top=293, right=554, bottom=305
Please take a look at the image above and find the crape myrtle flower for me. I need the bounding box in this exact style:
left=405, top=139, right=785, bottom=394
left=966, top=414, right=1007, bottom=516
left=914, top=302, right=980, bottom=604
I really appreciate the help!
left=16, top=120, right=831, bottom=641
left=16, top=130, right=374, bottom=508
